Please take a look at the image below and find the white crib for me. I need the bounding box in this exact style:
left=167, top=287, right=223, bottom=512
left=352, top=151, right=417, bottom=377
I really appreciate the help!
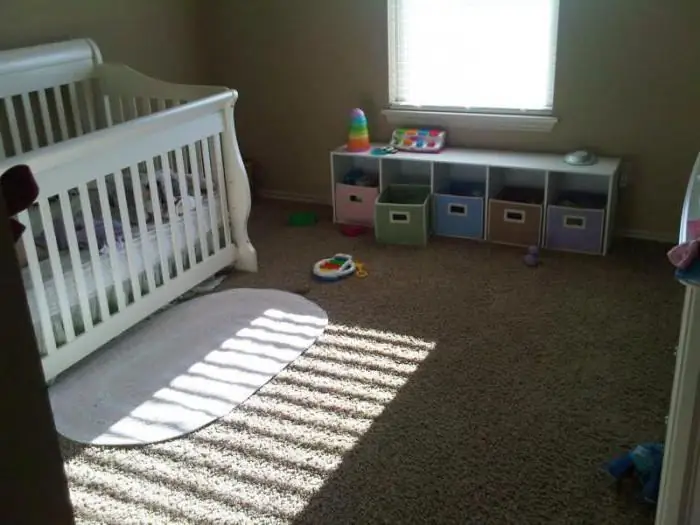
left=0, top=39, right=257, bottom=382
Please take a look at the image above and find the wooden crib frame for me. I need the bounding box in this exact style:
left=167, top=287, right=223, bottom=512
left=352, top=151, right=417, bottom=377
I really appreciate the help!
left=0, top=39, right=257, bottom=382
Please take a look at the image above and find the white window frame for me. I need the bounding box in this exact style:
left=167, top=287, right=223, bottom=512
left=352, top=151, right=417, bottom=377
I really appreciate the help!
left=385, top=0, right=559, bottom=133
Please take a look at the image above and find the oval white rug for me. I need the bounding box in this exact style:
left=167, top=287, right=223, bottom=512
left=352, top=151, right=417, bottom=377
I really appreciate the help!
left=49, top=288, right=328, bottom=446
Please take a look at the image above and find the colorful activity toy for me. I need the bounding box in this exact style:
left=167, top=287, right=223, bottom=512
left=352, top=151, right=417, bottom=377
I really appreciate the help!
left=390, top=128, right=446, bottom=153
left=313, top=253, right=356, bottom=282
left=347, top=109, right=371, bottom=152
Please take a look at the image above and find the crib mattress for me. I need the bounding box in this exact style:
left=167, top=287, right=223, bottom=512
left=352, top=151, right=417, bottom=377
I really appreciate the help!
left=22, top=196, right=222, bottom=347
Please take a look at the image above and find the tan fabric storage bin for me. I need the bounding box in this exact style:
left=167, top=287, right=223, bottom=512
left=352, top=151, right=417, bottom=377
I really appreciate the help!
left=487, top=187, right=543, bottom=246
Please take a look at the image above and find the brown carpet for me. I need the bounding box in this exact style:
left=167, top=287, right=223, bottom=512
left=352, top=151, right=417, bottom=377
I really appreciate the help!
left=60, top=199, right=682, bottom=524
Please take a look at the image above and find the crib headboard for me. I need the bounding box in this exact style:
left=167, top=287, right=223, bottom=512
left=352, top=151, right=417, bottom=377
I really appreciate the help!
left=0, top=39, right=102, bottom=97
left=0, top=39, right=103, bottom=159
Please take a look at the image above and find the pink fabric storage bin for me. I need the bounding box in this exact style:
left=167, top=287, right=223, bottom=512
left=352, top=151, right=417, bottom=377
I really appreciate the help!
left=335, top=183, right=378, bottom=226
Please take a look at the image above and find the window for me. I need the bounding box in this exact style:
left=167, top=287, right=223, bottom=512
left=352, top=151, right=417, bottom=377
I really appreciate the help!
left=388, top=0, right=559, bottom=116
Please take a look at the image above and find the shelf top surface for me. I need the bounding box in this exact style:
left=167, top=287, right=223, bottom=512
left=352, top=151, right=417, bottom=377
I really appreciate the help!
left=333, top=144, right=621, bottom=177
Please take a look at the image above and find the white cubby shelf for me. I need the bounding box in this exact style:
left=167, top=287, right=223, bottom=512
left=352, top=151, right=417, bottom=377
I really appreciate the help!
left=330, top=144, right=621, bottom=255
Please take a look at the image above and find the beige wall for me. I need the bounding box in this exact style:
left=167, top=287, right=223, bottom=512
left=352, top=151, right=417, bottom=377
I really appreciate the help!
left=208, top=0, right=700, bottom=238
left=1, top=0, right=698, bottom=237
left=0, top=0, right=204, bottom=83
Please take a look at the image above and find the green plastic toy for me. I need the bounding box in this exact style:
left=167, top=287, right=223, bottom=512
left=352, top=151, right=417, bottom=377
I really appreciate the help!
left=288, top=212, right=318, bottom=226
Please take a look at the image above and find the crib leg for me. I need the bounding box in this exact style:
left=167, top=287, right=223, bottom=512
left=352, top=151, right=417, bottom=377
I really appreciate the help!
left=223, top=101, right=258, bottom=273
left=235, top=240, right=258, bottom=273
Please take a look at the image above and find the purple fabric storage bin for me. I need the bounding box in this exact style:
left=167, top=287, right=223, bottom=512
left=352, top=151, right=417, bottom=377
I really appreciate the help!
left=546, top=205, right=605, bottom=254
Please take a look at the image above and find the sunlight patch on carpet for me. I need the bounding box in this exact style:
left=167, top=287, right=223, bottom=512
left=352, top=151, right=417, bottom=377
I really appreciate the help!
left=65, top=323, right=436, bottom=523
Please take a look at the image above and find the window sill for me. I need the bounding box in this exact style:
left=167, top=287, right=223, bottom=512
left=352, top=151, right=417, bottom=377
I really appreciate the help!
left=382, top=109, right=558, bottom=133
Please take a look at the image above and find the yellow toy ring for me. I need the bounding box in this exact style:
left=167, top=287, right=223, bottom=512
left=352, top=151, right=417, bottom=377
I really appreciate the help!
left=355, top=262, right=368, bottom=278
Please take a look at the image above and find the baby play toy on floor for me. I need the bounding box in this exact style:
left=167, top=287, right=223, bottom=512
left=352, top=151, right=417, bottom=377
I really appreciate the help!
left=313, top=254, right=356, bottom=282
left=312, top=254, right=368, bottom=281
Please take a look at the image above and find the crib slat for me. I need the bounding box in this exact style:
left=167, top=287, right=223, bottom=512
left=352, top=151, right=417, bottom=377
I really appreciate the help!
left=201, top=138, right=220, bottom=253
left=17, top=210, right=57, bottom=355
left=187, top=143, right=209, bottom=260
left=53, top=86, right=70, bottom=141
left=102, top=93, right=114, bottom=128
left=174, top=147, right=197, bottom=269
left=58, top=191, right=93, bottom=332
left=68, top=83, right=84, bottom=136
left=129, top=165, right=156, bottom=294
left=38, top=199, right=76, bottom=342
left=115, top=97, right=125, bottom=124
left=113, top=170, right=142, bottom=301
left=156, top=99, right=166, bottom=112
left=77, top=182, right=110, bottom=322
left=82, top=81, right=96, bottom=132
left=95, top=176, right=127, bottom=311
left=120, top=97, right=129, bottom=121
left=21, top=93, right=39, bottom=150
left=127, top=97, right=138, bottom=121
left=145, top=157, right=170, bottom=285
left=212, top=136, right=231, bottom=246
left=139, top=97, right=151, bottom=117
left=5, top=97, right=23, bottom=155
left=37, top=90, right=55, bottom=145
left=0, top=133, right=5, bottom=159
left=158, top=153, right=183, bottom=277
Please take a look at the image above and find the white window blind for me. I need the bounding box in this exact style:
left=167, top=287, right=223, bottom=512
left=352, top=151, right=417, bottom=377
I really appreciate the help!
left=389, top=0, right=559, bottom=113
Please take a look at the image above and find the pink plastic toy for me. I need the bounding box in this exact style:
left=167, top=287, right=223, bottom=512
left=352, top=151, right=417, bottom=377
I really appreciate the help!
left=668, top=240, right=700, bottom=269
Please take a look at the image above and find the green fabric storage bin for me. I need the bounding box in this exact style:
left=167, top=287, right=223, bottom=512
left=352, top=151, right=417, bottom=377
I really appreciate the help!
left=375, top=184, right=431, bottom=246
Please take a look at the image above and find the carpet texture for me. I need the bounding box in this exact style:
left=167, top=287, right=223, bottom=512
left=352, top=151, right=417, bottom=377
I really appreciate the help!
left=50, top=289, right=328, bottom=445
left=60, top=200, right=682, bottom=524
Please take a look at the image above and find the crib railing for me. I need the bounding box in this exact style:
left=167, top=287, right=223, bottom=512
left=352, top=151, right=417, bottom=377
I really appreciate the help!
left=0, top=39, right=102, bottom=158
left=0, top=78, right=97, bottom=157
left=0, top=58, right=227, bottom=159
left=1, top=91, right=240, bottom=380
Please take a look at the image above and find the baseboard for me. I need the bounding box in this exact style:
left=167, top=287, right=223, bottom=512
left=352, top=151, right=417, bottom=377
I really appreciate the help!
left=619, top=229, right=677, bottom=244
left=257, top=190, right=678, bottom=244
left=257, top=190, right=331, bottom=206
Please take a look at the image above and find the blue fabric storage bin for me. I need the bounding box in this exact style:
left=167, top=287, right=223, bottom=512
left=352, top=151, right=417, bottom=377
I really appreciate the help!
left=433, top=193, right=484, bottom=239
